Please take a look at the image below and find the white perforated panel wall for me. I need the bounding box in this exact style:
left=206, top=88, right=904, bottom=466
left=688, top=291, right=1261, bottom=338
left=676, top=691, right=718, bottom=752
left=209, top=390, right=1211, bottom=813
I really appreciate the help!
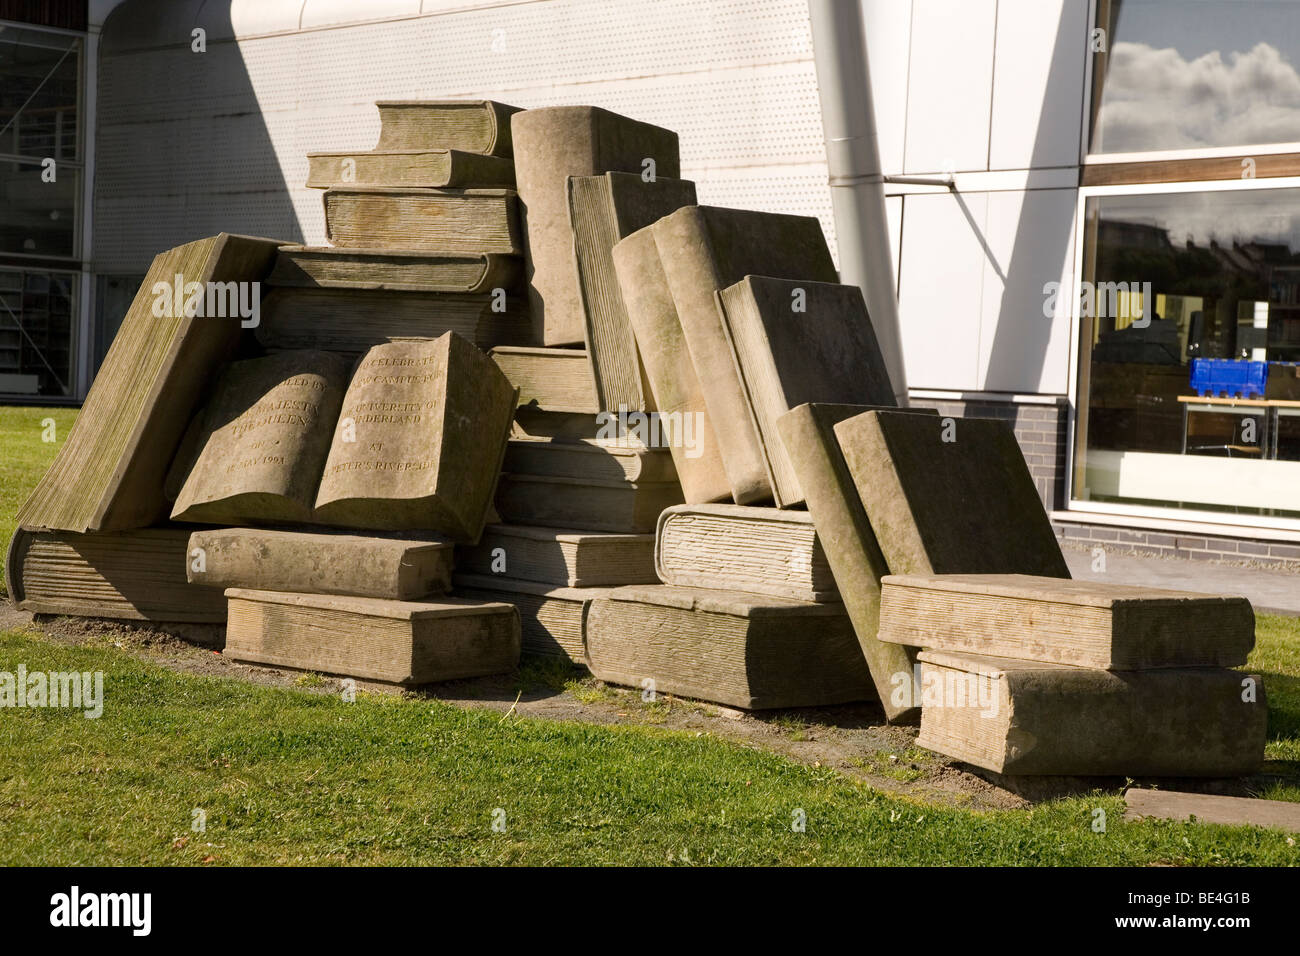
left=94, top=0, right=836, bottom=273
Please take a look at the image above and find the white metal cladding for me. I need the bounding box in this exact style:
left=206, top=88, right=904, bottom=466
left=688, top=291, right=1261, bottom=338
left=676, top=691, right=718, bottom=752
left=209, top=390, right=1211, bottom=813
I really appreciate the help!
left=92, top=0, right=836, bottom=274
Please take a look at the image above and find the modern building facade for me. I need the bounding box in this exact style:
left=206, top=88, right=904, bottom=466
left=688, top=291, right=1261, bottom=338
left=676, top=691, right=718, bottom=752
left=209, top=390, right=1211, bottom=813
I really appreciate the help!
left=4, top=0, right=1300, bottom=567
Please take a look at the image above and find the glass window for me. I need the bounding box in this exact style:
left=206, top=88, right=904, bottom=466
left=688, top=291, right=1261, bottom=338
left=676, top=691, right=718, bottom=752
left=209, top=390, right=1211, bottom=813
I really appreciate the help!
left=1090, top=0, right=1300, bottom=155
left=0, top=267, right=77, bottom=398
left=0, top=26, right=81, bottom=161
left=1073, top=185, right=1300, bottom=520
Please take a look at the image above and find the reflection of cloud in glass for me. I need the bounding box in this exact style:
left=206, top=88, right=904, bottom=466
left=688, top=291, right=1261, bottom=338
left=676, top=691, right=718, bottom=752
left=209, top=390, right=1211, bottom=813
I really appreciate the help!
left=1101, top=190, right=1300, bottom=255
left=1095, top=41, right=1300, bottom=152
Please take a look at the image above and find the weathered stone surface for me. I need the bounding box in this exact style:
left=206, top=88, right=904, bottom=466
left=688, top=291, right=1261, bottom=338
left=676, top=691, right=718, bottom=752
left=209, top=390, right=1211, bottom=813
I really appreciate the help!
left=879, top=573, right=1254, bottom=669
left=1124, top=788, right=1300, bottom=832
left=306, top=149, right=515, bottom=189
left=512, top=106, right=680, bottom=345
left=7, top=527, right=225, bottom=623
left=834, top=410, right=1070, bottom=578
left=494, top=474, right=683, bottom=534
left=570, top=172, right=696, bottom=412
left=374, top=100, right=520, bottom=156
left=323, top=187, right=520, bottom=253
left=17, top=233, right=283, bottom=532
left=717, top=277, right=895, bottom=506
left=224, top=588, right=520, bottom=686
left=489, top=346, right=597, bottom=413
left=655, top=503, right=838, bottom=602
left=503, top=436, right=677, bottom=483
left=454, top=573, right=614, bottom=664
left=455, top=523, right=657, bottom=587
left=585, top=585, right=873, bottom=710
left=776, top=403, right=938, bottom=723
left=268, top=247, right=520, bottom=295
left=653, top=206, right=838, bottom=504
left=313, top=334, right=517, bottom=542
left=187, top=528, right=453, bottom=600
left=612, top=225, right=728, bottom=503
left=916, top=650, right=1266, bottom=776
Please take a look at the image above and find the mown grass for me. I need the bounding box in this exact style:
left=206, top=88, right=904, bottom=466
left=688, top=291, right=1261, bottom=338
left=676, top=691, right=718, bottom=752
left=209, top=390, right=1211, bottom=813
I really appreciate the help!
left=0, top=628, right=1297, bottom=866
left=0, top=405, right=75, bottom=593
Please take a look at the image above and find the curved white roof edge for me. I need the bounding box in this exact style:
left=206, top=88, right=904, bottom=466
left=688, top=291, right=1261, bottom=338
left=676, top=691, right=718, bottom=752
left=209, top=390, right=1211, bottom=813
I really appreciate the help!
left=102, top=0, right=523, bottom=52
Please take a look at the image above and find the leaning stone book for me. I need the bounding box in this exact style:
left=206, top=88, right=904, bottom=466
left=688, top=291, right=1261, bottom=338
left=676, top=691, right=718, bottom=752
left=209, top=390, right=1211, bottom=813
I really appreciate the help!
left=915, top=650, right=1266, bottom=777
left=652, top=206, right=839, bottom=504
left=716, top=277, right=896, bottom=507
left=171, top=333, right=516, bottom=542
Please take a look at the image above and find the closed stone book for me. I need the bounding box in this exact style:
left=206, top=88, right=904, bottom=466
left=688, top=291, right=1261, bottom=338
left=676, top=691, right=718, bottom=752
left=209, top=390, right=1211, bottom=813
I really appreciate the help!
left=455, top=524, right=657, bottom=588
left=187, top=528, right=454, bottom=601
left=306, top=149, right=515, bottom=189
left=454, top=573, right=613, bottom=664
left=6, top=527, right=225, bottom=623
left=568, top=172, right=697, bottom=412
left=16, top=233, right=283, bottom=533
left=612, top=225, right=729, bottom=503
left=652, top=206, right=839, bottom=504
left=503, top=436, right=676, bottom=483
left=512, top=106, right=680, bottom=345
left=655, top=504, right=838, bottom=602
left=495, top=474, right=684, bottom=534
left=258, top=288, right=531, bottom=352
left=268, top=247, right=521, bottom=295
left=323, top=187, right=521, bottom=254
left=716, top=277, right=896, bottom=507
left=490, top=346, right=598, bottom=413
left=775, top=403, right=939, bottom=724
left=585, top=585, right=873, bottom=710
left=171, top=334, right=516, bottom=542
left=374, top=100, right=521, bottom=157
left=915, top=650, right=1266, bottom=776
left=224, top=588, right=521, bottom=687
left=834, top=410, right=1071, bottom=579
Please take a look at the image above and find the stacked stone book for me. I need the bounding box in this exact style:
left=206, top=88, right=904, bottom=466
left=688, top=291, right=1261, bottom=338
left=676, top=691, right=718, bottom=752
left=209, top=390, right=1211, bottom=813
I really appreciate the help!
left=878, top=574, right=1265, bottom=776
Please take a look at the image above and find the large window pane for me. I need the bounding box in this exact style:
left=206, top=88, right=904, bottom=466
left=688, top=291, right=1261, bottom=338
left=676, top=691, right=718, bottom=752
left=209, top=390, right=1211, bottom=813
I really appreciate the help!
left=0, top=26, right=80, bottom=161
left=1074, top=187, right=1300, bottom=520
left=0, top=267, right=76, bottom=398
left=1090, top=0, right=1300, bottom=155
left=0, top=158, right=77, bottom=258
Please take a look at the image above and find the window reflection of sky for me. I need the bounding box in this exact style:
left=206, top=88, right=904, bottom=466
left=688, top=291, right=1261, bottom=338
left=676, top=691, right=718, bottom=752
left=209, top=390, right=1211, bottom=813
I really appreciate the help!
left=1096, top=190, right=1300, bottom=253
left=1093, top=0, right=1300, bottom=152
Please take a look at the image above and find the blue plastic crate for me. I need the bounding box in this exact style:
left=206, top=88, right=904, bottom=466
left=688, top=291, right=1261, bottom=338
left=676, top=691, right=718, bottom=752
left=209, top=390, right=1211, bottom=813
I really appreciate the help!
left=1189, top=358, right=1268, bottom=398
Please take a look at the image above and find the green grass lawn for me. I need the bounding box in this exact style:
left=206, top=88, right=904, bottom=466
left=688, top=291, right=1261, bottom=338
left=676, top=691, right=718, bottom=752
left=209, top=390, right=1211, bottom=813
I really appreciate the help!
left=0, top=405, right=76, bottom=593
left=0, top=627, right=1296, bottom=866
left=1, top=403, right=1298, bottom=865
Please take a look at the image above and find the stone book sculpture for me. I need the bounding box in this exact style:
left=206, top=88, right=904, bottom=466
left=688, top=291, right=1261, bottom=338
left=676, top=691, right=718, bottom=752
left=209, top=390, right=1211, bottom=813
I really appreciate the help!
left=268, top=247, right=521, bottom=295
left=878, top=573, right=1255, bottom=669
left=455, top=524, right=657, bottom=588
left=494, top=473, right=684, bottom=534
left=512, top=106, right=680, bottom=345
left=834, top=410, right=1072, bottom=578
left=16, top=233, right=283, bottom=533
left=612, top=225, right=729, bottom=503
left=187, top=528, right=454, bottom=601
left=716, top=277, right=896, bottom=507
left=171, top=333, right=516, bottom=542
left=224, top=589, right=521, bottom=687
left=503, top=435, right=677, bottom=484
left=323, top=187, right=521, bottom=254
left=257, top=287, right=531, bottom=352
left=655, top=504, right=839, bottom=602
left=585, top=585, right=873, bottom=710
left=305, top=149, right=515, bottom=189
left=568, top=172, right=697, bottom=412
left=453, top=573, right=608, bottom=664
left=373, top=100, right=521, bottom=157
left=776, top=403, right=939, bottom=724
left=652, top=206, right=839, bottom=504
left=490, top=346, right=599, bottom=413
left=6, top=527, right=226, bottom=623
left=915, top=650, right=1266, bottom=776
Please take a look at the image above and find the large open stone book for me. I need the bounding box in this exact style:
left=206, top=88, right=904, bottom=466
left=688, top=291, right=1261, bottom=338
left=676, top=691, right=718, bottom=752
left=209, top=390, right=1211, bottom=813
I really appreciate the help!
left=915, top=650, right=1266, bottom=776
left=878, top=573, right=1255, bottom=669
left=170, top=333, right=516, bottom=541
